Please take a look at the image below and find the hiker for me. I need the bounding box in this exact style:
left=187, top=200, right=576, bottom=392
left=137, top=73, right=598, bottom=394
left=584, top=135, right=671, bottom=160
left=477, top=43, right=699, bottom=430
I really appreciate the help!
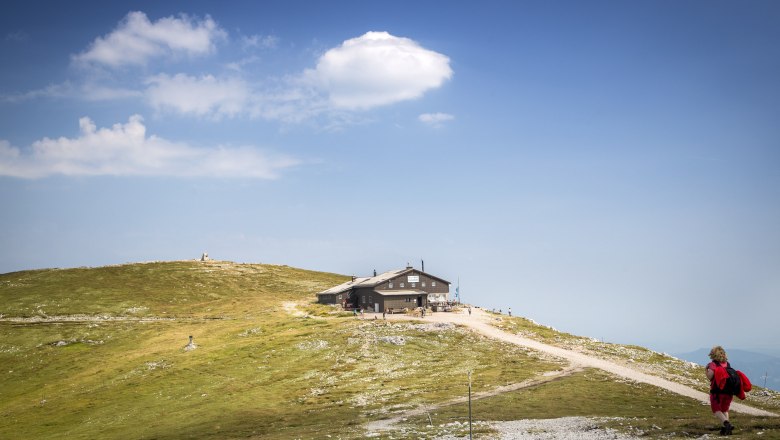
left=382, top=310, right=386, bottom=320
left=508, top=307, right=512, bottom=317
left=353, top=308, right=358, bottom=318
left=468, top=306, right=471, bottom=316
left=706, top=346, right=735, bottom=435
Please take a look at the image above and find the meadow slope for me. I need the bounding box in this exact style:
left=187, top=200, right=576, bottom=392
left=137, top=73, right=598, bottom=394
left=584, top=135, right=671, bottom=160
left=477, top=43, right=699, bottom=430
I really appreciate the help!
left=1, top=260, right=778, bottom=439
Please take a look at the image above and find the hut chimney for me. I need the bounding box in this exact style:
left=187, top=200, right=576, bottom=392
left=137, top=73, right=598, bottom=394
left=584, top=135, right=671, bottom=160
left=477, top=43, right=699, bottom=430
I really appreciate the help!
left=421, top=259, right=425, bottom=272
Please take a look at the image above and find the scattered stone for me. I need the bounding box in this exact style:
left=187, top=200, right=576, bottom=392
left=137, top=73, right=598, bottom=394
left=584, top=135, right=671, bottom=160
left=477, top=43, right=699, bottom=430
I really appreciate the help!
left=297, top=340, right=329, bottom=350
left=435, top=417, right=640, bottom=439
left=145, top=360, right=171, bottom=370
left=238, top=327, right=262, bottom=337
left=378, top=336, right=407, bottom=346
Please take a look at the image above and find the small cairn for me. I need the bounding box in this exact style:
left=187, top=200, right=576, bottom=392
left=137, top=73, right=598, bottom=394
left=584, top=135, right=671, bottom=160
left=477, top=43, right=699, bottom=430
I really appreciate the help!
left=184, top=335, right=198, bottom=351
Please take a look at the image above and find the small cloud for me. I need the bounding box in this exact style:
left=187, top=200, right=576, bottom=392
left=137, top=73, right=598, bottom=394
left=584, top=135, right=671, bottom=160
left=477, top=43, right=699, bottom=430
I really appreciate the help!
left=73, top=11, right=227, bottom=67
left=0, top=115, right=298, bottom=179
left=304, top=31, right=452, bottom=110
left=419, top=112, right=454, bottom=127
left=225, top=55, right=261, bottom=72
left=145, top=73, right=250, bottom=118
left=242, top=34, right=278, bottom=50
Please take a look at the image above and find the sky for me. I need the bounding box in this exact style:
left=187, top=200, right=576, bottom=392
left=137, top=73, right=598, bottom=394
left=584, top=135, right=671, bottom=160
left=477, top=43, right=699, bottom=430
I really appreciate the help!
left=1, top=0, right=779, bottom=357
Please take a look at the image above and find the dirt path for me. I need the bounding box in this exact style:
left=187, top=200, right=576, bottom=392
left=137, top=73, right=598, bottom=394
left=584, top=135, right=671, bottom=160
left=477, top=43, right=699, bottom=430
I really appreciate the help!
left=380, top=307, right=776, bottom=418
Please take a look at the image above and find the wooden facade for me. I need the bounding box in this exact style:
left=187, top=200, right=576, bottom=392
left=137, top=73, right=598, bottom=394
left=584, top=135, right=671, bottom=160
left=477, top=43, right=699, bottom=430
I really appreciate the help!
left=316, top=266, right=450, bottom=313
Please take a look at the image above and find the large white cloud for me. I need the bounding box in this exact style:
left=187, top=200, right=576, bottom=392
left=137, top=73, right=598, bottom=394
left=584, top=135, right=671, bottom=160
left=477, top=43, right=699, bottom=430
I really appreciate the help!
left=145, top=74, right=250, bottom=118
left=73, top=11, right=226, bottom=67
left=305, top=31, right=452, bottom=109
left=0, top=115, right=297, bottom=179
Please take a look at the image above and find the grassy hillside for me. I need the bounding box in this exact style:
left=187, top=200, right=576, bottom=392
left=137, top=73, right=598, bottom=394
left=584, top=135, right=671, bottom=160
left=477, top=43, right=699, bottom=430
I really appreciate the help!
left=1, top=261, right=778, bottom=439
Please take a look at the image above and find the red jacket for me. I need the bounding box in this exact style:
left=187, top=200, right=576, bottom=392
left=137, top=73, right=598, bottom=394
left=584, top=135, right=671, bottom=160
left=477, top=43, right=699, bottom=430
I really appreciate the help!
left=710, top=362, right=752, bottom=400
left=710, top=362, right=729, bottom=391
left=737, top=370, right=752, bottom=400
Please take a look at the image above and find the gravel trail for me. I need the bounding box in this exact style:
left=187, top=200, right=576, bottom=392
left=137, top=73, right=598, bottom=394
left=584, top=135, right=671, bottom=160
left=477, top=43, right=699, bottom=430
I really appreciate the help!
left=383, top=307, right=776, bottom=418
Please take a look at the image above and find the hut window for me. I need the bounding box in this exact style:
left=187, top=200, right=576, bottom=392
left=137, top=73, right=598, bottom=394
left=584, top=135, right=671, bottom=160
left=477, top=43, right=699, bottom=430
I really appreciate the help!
left=432, top=281, right=437, bottom=287
left=388, top=282, right=393, bottom=288
left=411, top=283, right=416, bottom=288
left=422, top=281, right=426, bottom=287
left=362, top=295, right=366, bottom=303
left=400, top=282, right=405, bottom=288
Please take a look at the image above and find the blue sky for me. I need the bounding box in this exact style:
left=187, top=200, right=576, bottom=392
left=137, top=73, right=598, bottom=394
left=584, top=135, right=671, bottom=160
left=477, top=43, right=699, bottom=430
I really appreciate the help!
left=1, top=1, right=779, bottom=357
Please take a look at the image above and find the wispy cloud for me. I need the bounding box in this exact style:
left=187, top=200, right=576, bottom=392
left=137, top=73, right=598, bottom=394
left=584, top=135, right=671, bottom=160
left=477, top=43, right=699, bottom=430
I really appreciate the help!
left=419, top=112, right=454, bottom=127
left=73, top=11, right=226, bottom=67
left=242, top=34, right=278, bottom=50
left=2, top=81, right=142, bottom=103
left=0, top=115, right=298, bottom=179
left=304, top=31, right=453, bottom=110
left=145, top=74, right=250, bottom=119
left=4, top=30, right=29, bottom=42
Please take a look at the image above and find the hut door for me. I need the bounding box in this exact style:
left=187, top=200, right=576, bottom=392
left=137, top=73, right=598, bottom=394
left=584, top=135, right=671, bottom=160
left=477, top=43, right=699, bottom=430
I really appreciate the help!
left=417, top=296, right=423, bottom=307
left=374, top=303, right=379, bottom=313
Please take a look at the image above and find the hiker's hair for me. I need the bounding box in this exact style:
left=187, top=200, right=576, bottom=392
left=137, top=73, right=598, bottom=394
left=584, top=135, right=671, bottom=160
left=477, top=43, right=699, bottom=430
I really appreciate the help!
left=709, top=346, right=728, bottom=363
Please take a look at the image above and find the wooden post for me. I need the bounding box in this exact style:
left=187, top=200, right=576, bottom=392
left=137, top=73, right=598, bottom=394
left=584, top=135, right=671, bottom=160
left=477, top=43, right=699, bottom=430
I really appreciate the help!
left=468, top=370, right=473, bottom=440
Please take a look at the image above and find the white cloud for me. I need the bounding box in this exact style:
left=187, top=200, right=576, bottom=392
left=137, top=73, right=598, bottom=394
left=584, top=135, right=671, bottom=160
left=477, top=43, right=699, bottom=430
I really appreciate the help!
left=145, top=73, right=249, bottom=118
left=73, top=11, right=226, bottom=67
left=0, top=115, right=298, bottom=179
left=305, top=31, right=452, bottom=109
left=419, top=112, right=455, bottom=127
left=49, top=28, right=454, bottom=125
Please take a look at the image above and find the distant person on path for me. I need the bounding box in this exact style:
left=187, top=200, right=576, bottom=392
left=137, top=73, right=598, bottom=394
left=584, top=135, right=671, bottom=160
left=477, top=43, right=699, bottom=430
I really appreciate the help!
left=382, top=310, right=386, bottom=320
left=706, top=346, right=734, bottom=435
left=508, top=307, right=512, bottom=317
left=468, top=306, right=472, bottom=316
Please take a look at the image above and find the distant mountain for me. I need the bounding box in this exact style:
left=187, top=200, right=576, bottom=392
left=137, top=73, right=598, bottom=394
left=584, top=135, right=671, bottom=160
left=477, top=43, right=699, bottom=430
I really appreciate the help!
left=674, top=348, right=780, bottom=392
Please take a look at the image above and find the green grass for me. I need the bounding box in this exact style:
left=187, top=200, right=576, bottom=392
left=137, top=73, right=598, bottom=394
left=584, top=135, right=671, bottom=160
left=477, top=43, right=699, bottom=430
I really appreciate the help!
left=0, top=261, right=563, bottom=439
left=0, top=260, right=347, bottom=317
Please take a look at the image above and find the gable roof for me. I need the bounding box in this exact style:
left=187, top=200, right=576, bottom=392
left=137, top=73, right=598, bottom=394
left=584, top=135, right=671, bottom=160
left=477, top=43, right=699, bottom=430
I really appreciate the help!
left=317, top=268, right=450, bottom=295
